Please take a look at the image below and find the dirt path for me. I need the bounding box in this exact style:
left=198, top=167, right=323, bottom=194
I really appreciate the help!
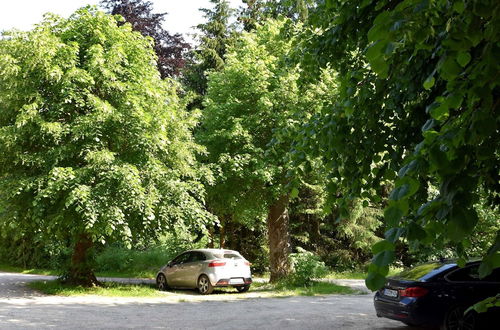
left=0, top=272, right=412, bottom=329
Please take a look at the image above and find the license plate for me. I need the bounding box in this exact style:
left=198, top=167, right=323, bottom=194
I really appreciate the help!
left=383, top=289, right=398, bottom=297
left=229, top=278, right=244, bottom=285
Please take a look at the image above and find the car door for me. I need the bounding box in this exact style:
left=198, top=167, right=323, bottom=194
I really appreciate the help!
left=445, top=264, right=500, bottom=306
left=181, top=252, right=207, bottom=288
left=175, top=252, right=206, bottom=288
left=165, top=252, right=191, bottom=287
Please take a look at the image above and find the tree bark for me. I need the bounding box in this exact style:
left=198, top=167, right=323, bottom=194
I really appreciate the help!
left=267, top=194, right=291, bottom=283
left=66, top=233, right=99, bottom=287
left=220, top=217, right=226, bottom=248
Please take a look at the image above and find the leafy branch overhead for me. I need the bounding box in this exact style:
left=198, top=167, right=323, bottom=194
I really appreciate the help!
left=301, top=0, right=499, bottom=289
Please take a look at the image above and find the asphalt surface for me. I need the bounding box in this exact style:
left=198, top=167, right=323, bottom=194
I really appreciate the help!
left=0, top=272, right=413, bottom=329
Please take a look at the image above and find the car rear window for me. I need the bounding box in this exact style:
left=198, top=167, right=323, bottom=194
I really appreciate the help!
left=223, top=253, right=242, bottom=259
left=212, top=252, right=242, bottom=259
left=393, top=262, right=453, bottom=281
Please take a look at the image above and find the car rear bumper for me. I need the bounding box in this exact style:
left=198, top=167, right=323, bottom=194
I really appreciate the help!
left=374, top=292, right=440, bottom=326
left=215, top=277, right=253, bottom=287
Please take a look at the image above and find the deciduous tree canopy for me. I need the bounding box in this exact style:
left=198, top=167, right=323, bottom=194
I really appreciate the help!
left=0, top=7, right=211, bottom=285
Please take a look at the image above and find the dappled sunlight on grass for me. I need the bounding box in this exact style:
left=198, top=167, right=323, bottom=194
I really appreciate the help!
left=27, top=279, right=358, bottom=300
left=28, top=280, right=163, bottom=297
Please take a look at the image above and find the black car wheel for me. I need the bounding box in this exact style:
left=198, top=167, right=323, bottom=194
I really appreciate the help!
left=236, top=285, right=250, bottom=293
left=156, top=273, right=169, bottom=291
left=441, top=305, right=476, bottom=330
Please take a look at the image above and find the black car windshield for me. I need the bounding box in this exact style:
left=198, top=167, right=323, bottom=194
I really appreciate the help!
left=393, top=262, right=456, bottom=281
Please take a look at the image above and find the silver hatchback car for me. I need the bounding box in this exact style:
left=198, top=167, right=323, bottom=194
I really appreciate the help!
left=156, top=249, right=252, bottom=294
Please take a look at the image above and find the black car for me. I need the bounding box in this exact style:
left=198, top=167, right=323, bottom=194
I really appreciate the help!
left=374, top=260, right=500, bottom=329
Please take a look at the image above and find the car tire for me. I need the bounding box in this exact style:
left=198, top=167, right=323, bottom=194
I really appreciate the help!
left=402, top=321, right=417, bottom=327
left=156, top=273, right=169, bottom=291
left=441, top=305, right=476, bottom=330
left=197, top=275, right=213, bottom=295
left=236, top=285, right=250, bottom=293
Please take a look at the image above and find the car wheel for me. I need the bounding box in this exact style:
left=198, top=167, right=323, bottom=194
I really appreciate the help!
left=441, top=305, right=476, bottom=330
left=197, top=275, right=213, bottom=295
left=156, top=273, right=169, bottom=291
left=402, top=321, right=417, bottom=327
left=236, top=285, right=250, bottom=293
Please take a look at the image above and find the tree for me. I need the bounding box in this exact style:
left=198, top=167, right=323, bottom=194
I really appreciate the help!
left=100, top=0, right=191, bottom=78
left=200, top=19, right=337, bottom=281
left=238, top=0, right=314, bottom=31
left=0, top=7, right=211, bottom=286
left=182, top=0, right=236, bottom=99
left=293, top=0, right=499, bottom=290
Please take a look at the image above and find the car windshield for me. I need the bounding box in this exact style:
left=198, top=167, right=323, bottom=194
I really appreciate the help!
left=393, top=262, right=455, bottom=281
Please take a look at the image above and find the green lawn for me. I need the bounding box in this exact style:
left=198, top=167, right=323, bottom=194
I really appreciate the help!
left=28, top=280, right=162, bottom=297
left=0, top=263, right=156, bottom=279
left=325, top=267, right=403, bottom=280
left=0, top=263, right=59, bottom=276
left=28, top=279, right=358, bottom=298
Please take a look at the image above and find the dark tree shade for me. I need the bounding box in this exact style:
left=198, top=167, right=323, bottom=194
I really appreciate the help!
left=100, top=0, right=191, bottom=78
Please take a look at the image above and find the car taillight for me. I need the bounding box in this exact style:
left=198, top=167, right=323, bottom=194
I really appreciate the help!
left=399, top=287, right=429, bottom=297
left=208, top=261, right=226, bottom=267
left=244, top=261, right=251, bottom=266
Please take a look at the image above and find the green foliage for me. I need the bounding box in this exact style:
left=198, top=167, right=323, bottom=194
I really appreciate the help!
left=94, top=231, right=207, bottom=277
left=298, top=0, right=500, bottom=290
left=201, top=18, right=337, bottom=223
left=0, top=7, right=213, bottom=280
left=29, top=280, right=162, bottom=297
left=287, top=247, right=328, bottom=286
left=200, top=18, right=299, bottom=222
left=183, top=0, right=236, bottom=98
left=467, top=294, right=500, bottom=314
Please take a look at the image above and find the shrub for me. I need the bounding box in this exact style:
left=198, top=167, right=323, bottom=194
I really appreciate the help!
left=287, top=247, right=328, bottom=286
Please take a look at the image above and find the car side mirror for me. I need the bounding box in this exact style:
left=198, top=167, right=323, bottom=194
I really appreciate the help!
left=167, top=261, right=174, bottom=267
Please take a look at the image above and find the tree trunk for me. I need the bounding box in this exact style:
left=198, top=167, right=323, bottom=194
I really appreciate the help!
left=220, top=217, right=226, bottom=248
left=267, top=194, right=291, bottom=283
left=208, top=226, right=215, bottom=248
left=66, top=233, right=99, bottom=287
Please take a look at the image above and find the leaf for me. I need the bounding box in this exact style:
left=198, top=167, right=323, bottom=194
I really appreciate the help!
left=384, top=204, right=404, bottom=227
left=453, top=1, right=465, bottom=13
left=423, top=75, right=435, bottom=90
left=372, top=239, right=395, bottom=254
left=478, top=252, right=500, bottom=278
left=467, top=295, right=500, bottom=314
left=290, top=187, right=299, bottom=199
left=366, top=41, right=386, bottom=61
left=373, top=250, right=395, bottom=268
left=385, top=227, right=404, bottom=243
left=369, top=56, right=389, bottom=78
left=421, top=118, right=437, bottom=132
left=456, top=52, right=471, bottom=67
left=429, top=103, right=449, bottom=121
left=407, top=222, right=426, bottom=240
left=365, top=272, right=386, bottom=291
left=389, top=184, right=409, bottom=201
left=439, top=56, right=462, bottom=80
left=446, top=207, right=478, bottom=242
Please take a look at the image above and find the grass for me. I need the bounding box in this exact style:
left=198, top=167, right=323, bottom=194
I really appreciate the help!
left=28, top=280, right=163, bottom=297
left=95, top=270, right=156, bottom=279
left=27, top=279, right=357, bottom=298
left=0, top=263, right=157, bottom=279
left=325, top=267, right=403, bottom=280
left=251, top=280, right=359, bottom=296
left=0, top=263, right=59, bottom=276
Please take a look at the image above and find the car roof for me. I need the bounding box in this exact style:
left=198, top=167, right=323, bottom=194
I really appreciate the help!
left=391, top=260, right=481, bottom=282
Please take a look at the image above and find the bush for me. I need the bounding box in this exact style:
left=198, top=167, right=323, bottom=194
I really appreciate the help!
left=94, top=231, right=208, bottom=277
left=287, top=247, right=328, bottom=286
